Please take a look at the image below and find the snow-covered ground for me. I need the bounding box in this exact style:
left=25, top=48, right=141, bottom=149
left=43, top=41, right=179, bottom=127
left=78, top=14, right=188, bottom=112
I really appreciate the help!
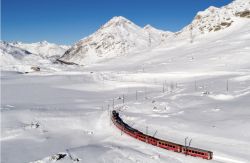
left=1, top=15, right=250, bottom=163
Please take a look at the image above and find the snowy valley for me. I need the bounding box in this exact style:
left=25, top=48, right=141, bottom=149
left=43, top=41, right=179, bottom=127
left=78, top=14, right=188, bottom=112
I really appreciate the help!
left=1, top=0, right=250, bottom=163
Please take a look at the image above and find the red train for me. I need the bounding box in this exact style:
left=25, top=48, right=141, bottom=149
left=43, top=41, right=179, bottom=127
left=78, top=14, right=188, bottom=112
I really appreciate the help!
left=111, top=110, right=213, bottom=160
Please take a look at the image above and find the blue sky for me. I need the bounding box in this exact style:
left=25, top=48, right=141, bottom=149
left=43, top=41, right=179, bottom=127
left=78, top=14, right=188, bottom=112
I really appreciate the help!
left=2, top=0, right=233, bottom=45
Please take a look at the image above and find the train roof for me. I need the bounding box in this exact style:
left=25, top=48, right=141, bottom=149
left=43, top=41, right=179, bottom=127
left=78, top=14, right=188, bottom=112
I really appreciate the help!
left=185, top=146, right=213, bottom=153
left=158, top=139, right=182, bottom=146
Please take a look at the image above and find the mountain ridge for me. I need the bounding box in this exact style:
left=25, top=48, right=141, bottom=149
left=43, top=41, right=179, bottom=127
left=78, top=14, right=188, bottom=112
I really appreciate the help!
left=10, top=41, right=70, bottom=59
left=59, top=0, right=250, bottom=65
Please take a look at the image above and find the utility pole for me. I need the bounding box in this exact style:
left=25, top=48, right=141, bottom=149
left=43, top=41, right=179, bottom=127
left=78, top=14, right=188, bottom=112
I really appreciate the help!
left=195, top=80, right=197, bottom=91
left=165, top=80, right=168, bottom=92
left=188, top=139, right=192, bottom=147
left=144, top=87, right=147, bottom=99
left=185, top=137, right=188, bottom=156
left=122, top=94, right=125, bottom=104
left=153, top=130, right=158, bottom=137
left=108, top=104, right=111, bottom=126
left=226, top=80, right=229, bottom=92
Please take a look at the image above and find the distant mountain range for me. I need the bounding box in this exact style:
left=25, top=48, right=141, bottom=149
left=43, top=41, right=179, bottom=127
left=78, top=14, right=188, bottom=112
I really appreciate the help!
left=0, top=41, right=70, bottom=72
left=10, top=41, right=70, bottom=59
left=1, top=0, right=249, bottom=67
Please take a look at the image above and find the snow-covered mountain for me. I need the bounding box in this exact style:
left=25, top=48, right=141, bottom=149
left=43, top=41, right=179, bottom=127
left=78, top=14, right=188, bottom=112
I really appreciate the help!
left=59, top=0, right=249, bottom=65
left=10, top=41, right=70, bottom=59
left=177, top=0, right=250, bottom=39
left=59, top=16, right=172, bottom=65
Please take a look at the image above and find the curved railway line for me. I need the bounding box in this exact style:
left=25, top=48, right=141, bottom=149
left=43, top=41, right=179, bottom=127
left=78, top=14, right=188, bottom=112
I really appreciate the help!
left=111, top=110, right=213, bottom=160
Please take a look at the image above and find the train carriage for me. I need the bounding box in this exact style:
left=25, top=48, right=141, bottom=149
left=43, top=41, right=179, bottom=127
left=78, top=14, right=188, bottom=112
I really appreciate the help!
left=157, top=140, right=182, bottom=152
left=181, top=146, right=213, bottom=160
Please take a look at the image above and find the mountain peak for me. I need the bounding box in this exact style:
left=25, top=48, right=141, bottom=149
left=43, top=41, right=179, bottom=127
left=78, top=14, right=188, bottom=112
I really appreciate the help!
left=109, top=16, right=129, bottom=22
left=40, top=40, right=49, bottom=45
left=144, top=24, right=154, bottom=29
left=101, top=16, right=135, bottom=29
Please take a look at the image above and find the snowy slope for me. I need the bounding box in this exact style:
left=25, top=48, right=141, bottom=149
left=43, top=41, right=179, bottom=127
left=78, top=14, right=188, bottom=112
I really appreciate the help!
left=10, top=41, right=70, bottom=59
left=59, top=16, right=172, bottom=65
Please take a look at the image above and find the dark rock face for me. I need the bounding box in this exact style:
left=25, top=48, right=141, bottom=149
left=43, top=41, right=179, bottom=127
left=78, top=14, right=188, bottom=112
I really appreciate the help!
left=235, top=10, right=250, bottom=18
left=221, top=22, right=232, bottom=27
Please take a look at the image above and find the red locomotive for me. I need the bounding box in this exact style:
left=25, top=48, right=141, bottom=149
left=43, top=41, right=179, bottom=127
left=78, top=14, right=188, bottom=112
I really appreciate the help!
left=111, top=110, right=213, bottom=160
